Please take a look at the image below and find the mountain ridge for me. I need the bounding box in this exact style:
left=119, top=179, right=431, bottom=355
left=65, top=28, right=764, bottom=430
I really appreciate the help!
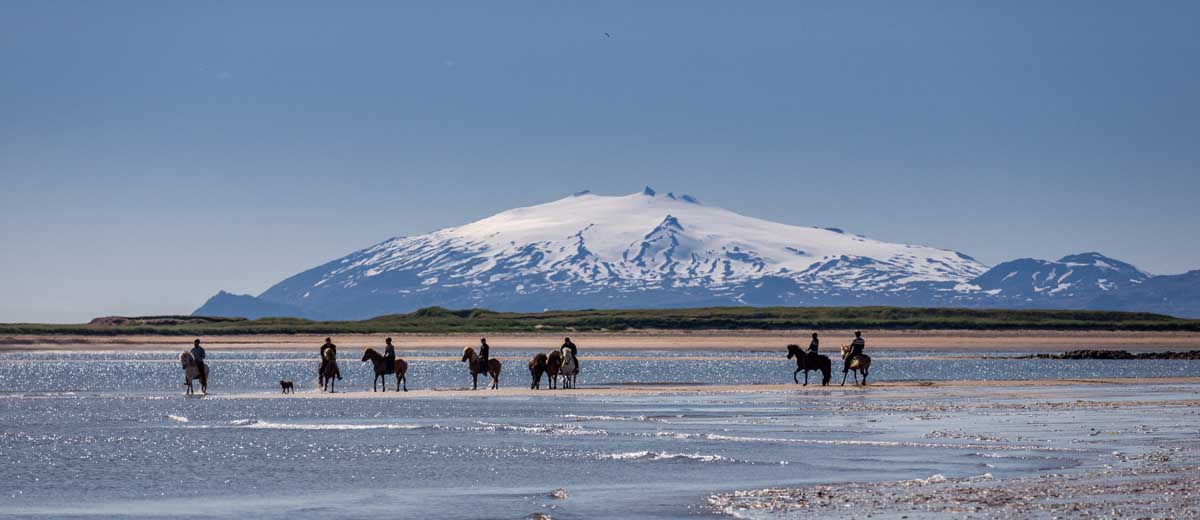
left=191, top=188, right=1200, bottom=319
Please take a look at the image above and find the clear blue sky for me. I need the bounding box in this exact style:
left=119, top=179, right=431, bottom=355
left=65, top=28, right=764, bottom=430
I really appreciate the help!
left=2, top=1, right=1198, bottom=322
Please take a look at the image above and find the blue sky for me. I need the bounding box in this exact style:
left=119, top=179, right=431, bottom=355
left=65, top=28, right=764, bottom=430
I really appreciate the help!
left=2, top=1, right=1198, bottom=322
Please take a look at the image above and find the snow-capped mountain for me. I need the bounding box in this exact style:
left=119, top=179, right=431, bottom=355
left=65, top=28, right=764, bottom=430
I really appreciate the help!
left=196, top=188, right=986, bottom=319
left=192, top=188, right=1200, bottom=319
left=968, top=252, right=1150, bottom=307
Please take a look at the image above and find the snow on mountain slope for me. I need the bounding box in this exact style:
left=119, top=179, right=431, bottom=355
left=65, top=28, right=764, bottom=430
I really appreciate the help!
left=971, top=252, right=1150, bottom=306
left=239, top=188, right=985, bottom=319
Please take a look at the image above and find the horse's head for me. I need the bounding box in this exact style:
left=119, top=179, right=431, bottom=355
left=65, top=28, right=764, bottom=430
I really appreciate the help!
left=361, top=348, right=374, bottom=362
left=840, top=344, right=851, bottom=359
left=786, top=344, right=801, bottom=359
left=179, top=352, right=191, bottom=369
left=323, top=349, right=336, bottom=361
left=461, top=347, right=474, bottom=362
left=562, top=348, right=575, bottom=362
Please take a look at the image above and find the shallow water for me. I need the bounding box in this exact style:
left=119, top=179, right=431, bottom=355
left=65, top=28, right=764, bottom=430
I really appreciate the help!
left=1, top=350, right=1197, bottom=518
left=1, top=349, right=1196, bottom=394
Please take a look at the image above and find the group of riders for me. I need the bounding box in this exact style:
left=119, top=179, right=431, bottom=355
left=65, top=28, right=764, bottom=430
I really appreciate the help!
left=182, top=331, right=868, bottom=391
left=180, top=331, right=583, bottom=389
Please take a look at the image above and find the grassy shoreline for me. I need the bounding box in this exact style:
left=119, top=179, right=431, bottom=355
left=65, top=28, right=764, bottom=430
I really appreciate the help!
left=3, top=306, right=1199, bottom=335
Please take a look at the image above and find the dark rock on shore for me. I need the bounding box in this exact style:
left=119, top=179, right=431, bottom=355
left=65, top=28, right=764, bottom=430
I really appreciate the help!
left=1026, top=349, right=1200, bottom=360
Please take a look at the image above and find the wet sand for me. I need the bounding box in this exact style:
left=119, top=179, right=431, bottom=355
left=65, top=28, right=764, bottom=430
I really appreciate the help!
left=5, top=330, right=1200, bottom=352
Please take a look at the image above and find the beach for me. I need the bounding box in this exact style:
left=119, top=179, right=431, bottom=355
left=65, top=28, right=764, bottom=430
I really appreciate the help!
left=2, top=333, right=1198, bottom=518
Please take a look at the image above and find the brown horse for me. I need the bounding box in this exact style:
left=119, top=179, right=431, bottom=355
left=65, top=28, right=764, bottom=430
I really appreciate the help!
left=786, top=344, right=831, bottom=386
left=840, top=344, right=871, bottom=386
left=318, top=348, right=339, bottom=393
left=361, top=348, right=408, bottom=392
left=179, top=351, right=208, bottom=395
left=529, top=352, right=548, bottom=389
left=461, top=347, right=501, bottom=390
left=544, top=350, right=562, bottom=389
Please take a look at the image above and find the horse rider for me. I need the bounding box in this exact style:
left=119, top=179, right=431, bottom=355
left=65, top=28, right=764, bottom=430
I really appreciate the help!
left=843, top=331, right=865, bottom=373
left=190, top=338, right=207, bottom=376
left=560, top=337, right=578, bottom=375
left=477, top=337, right=490, bottom=373
left=807, top=332, right=819, bottom=355
left=320, top=337, right=342, bottom=380
left=383, top=337, right=397, bottom=373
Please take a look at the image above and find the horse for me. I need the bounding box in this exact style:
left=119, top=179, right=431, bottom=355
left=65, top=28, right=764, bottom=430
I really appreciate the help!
left=179, top=351, right=208, bottom=396
left=840, top=344, right=871, bottom=386
left=544, top=350, right=562, bottom=389
left=361, top=348, right=408, bottom=392
left=318, top=348, right=340, bottom=393
left=529, top=352, right=548, bottom=389
left=559, top=348, right=578, bottom=389
left=786, top=344, right=831, bottom=386
left=461, top=347, right=501, bottom=390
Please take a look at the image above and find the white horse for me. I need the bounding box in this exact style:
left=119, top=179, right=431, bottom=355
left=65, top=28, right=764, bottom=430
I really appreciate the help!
left=179, top=351, right=208, bottom=396
left=559, top=348, right=577, bottom=389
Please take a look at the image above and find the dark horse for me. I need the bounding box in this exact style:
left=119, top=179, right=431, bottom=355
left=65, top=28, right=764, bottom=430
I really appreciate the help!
left=361, top=348, right=408, bottom=392
left=318, top=348, right=339, bottom=393
left=544, top=350, right=562, bottom=389
left=529, top=352, right=548, bottom=389
left=786, top=344, right=831, bottom=386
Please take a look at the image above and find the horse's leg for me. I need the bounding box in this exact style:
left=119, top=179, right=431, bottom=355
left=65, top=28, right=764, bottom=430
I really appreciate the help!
left=841, top=369, right=849, bottom=386
left=804, top=369, right=809, bottom=386
left=853, top=369, right=859, bottom=386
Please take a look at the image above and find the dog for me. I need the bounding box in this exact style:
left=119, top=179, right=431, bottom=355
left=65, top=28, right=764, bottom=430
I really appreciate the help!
left=280, top=380, right=295, bottom=394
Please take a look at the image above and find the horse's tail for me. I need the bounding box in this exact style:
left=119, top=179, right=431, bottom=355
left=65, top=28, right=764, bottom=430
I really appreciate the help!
left=820, top=357, right=831, bottom=385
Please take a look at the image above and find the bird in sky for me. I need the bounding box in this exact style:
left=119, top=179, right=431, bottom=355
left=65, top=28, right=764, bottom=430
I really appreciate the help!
left=604, top=32, right=611, bottom=38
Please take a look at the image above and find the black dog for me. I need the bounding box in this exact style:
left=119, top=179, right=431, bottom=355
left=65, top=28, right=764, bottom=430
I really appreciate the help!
left=280, top=380, right=295, bottom=394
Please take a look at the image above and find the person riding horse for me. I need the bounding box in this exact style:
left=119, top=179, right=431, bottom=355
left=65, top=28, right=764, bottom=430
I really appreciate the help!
left=843, top=331, right=865, bottom=373
left=320, top=338, right=342, bottom=381
left=383, top=337, right=396, bottom=373
left=560, top=337, right=578, bottom=376
left=478, top=338, right=490, bottom=374
left=807, top=332, right=819, bottom=355
left=190, top=339, right=207, bottom=378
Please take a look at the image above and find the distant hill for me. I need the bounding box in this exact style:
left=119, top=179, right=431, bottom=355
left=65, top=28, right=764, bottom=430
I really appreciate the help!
left=1087, top=270, right=1200, bottom=318
left=5, top=306, right=1198, bottom=335
left=193, top=291, right=308, bottom=320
